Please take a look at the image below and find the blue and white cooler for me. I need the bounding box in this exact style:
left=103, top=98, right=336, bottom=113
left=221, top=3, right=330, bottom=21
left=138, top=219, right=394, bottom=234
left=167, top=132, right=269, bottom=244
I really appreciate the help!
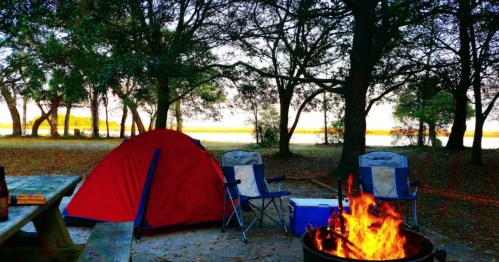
left=289, top=198, right=350, bottom=237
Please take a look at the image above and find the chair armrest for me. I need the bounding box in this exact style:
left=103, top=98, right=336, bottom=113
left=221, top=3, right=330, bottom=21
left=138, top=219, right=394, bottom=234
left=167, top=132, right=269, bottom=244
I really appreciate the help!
left=410, top=179, right=420, bottom=187
left=224, top=179, right=241, bottom=188
left=266, top=176, right=285, bottom=183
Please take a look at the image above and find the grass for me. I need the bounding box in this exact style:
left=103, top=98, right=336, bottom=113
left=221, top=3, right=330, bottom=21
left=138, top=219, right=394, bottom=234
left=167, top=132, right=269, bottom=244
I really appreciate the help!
left=1, top=136, right=498, bottom=256
left=0, top=136, right=121, bottom=176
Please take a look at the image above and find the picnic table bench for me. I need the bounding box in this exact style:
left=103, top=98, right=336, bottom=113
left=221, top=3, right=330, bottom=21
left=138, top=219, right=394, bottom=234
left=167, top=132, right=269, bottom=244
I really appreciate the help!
left=0, top=175, right=82, bottom=262
left=77, top=221, right=134, bottom=262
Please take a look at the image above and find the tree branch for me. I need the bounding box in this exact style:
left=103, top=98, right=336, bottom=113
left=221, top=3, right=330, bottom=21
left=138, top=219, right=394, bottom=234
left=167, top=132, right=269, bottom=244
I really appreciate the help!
left=483, top=90, right=499, bottom=119
left=206, top=61, right=345, bottom=85
left=288, top=88, right=327, bottom=136
left=365, top=80, right=408, bottom=116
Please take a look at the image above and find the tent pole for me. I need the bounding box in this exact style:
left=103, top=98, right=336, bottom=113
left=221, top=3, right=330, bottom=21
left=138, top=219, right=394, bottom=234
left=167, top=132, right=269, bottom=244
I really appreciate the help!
left=134, top=148, right=162, bottom=241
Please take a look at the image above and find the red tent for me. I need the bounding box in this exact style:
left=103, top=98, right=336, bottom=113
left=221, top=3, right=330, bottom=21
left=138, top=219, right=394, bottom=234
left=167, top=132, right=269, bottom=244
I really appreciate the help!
left=64, top=129, right=229, bottom=230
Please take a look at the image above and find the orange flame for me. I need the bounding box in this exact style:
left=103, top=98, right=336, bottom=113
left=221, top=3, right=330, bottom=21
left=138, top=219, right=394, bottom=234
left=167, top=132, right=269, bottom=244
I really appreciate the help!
left=312, top=174, right=412, bottom=260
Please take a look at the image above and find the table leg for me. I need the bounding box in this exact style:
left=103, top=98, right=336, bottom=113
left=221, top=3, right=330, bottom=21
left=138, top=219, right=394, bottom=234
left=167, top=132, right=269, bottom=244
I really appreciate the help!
left=32, top=199, right=73, bottom=248
left=64, top=185, right=78, bottom=197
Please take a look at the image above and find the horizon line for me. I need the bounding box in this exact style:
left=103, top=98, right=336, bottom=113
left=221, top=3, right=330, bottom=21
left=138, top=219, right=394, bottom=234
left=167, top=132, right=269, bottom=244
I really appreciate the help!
left=1, top=125, right=498, bottom=137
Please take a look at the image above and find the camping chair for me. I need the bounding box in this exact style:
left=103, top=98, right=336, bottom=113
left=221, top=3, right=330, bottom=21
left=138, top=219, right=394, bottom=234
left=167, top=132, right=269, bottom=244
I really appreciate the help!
left=358, top=151, right=420, bottom=231
left=220, top=150, right=290, bottom=243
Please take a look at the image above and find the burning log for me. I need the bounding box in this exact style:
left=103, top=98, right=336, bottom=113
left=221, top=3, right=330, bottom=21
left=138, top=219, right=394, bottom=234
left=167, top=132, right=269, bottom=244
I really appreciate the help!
left=325, top=227, right=355, bottom=248
left=305, top=223, right=317, bottom=242
left=306, top=221, right=362, bottom=255
left=337, top=178, right=345, bottom=235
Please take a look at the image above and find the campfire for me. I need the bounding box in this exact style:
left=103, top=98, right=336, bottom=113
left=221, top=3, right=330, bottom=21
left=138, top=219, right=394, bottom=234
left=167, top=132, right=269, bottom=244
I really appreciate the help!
left=301, top=175, right=447, bottom=262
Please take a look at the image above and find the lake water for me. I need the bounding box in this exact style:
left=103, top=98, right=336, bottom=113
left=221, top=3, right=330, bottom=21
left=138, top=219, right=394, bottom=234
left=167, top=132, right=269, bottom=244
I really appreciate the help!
left=183, top=132, right=499, bottom=149
left=2, top=128, right=497, bottom=149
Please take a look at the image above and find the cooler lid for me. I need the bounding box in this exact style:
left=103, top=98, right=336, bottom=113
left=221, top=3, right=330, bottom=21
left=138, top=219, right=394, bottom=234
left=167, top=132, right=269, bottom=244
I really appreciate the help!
left=290, top=198, right=350, bottom=207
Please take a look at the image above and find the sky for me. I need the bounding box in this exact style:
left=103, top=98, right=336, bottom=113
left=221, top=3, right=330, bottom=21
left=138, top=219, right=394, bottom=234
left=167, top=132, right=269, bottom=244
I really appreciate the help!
left=1, top=99, right=498, bottom=132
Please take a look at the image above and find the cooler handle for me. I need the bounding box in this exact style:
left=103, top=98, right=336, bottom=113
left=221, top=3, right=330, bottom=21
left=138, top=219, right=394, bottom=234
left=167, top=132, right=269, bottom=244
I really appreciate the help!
left=289, top=204, right=294, bottom=218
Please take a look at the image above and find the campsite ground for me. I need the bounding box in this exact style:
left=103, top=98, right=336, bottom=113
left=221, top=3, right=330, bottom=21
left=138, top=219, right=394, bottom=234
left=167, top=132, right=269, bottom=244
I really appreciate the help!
left=1, top=137, right=499, bottom=261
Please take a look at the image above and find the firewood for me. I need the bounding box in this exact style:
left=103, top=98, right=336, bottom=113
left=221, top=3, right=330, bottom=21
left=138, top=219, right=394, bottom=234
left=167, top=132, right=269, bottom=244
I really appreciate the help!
left=326, top=227, right=360, bottom=251
left=8, top=194, right=46, bottom=205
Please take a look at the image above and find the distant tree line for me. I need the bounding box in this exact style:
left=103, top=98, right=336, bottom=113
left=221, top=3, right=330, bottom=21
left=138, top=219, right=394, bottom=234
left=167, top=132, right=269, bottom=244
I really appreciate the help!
left=1, top=0, right=498, bottom=178
left=28, top=114, right=120, bottom=129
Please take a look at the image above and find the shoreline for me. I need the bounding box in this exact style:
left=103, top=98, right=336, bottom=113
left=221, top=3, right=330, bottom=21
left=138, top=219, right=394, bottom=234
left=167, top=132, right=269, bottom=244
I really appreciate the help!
left=1, top=125, right=498, bottom=138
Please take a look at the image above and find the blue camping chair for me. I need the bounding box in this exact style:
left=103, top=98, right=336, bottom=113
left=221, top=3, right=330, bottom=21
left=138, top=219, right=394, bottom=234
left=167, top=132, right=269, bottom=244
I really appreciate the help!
left=358, top=151, right=420, bottom=231
left=220, top=151, right=290, bottom=243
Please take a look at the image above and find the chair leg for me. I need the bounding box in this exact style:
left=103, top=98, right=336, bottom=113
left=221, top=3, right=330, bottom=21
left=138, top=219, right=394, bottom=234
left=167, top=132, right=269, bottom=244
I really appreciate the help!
left=370, top=199, right=418, bottom=231
left=242, top=233, right=248, bottom=243
left=232, top=196, right=290, bottom=242
left=236, top=198, right=249, bottom=243
left=259, top=199, right=265, bottom=226
left=279, top=196, right=283, bottom=213
left=223, top=196, right=248, bottom=243
left=222, top=197, right=227, bottom=233
left=272, top=199, right=288, bottom=235
left=222, top=194, right=239, bottom=232
left=370, top=200, right=383, bottom=214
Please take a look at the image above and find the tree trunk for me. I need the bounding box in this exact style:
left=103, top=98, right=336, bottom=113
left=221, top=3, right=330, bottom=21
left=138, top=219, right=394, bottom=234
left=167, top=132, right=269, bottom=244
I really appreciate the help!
left=148, top=114, right=156, bottom=131
left=420, top=30, right=434, bottom=147
left=50, top=98, right=60, bottom=138
left=335, top=80, right=368, bottom=179
left=90, top=87, right=100, bottom=138
left=428, top=121, right=439, bottom=147
left=31, top=107, right=54, bottom=137
left=324, top=92, right=329, bottom=144
left=64, top=103, right=71, bottom=137
left=105, top=95, right=110, bottom=138
left=131, top=114, right=136, bottom=137
left=112, top=85, right=146, bottom=134
left=22, top=96, right=27, bottom=136
left=20, top=48, right=27, bottom=136
left=278, top=99, right=291, bottom=155
left=447, top=0, right=471, bottom=150
left=447, top=93, right=468, bottom=149
left=470, top=15, right=483, bottom=165
left=418, top=100, right=424, bottom=146
left=254, top=107, right=259, bottom=144
left=120, top=102, right=128, bottom=138
left=155, top=77, right=170, bottom=129
left=127, top=103, right=145, bottom=134
left=0, top=85, right=22, bottom=136
left=471, top=115, right=484, bottom=164
left=175, top=99, right=183, bottom=133
left=50, top=108, right=58, bottom=137
left=333, top=10, right=375, bottom=179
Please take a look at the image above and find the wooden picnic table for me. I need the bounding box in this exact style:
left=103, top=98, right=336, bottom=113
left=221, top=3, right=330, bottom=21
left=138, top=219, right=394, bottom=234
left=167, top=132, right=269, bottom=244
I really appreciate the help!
left=0, top=175, right=82, bottom=262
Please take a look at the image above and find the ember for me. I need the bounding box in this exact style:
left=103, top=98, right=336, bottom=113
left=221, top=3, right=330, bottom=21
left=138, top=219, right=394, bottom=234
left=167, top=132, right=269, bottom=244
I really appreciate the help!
left=306, top=174, right=417, bottom=260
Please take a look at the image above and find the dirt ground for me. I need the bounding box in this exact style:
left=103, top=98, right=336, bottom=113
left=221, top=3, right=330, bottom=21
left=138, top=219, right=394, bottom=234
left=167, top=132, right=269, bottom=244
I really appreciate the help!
left=3, top=138, right=499, bottom=258
left=18, top=179, right=498, bottom=262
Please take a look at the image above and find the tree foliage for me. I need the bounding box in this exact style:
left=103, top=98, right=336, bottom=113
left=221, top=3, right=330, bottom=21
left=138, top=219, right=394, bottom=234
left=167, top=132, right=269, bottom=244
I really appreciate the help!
left=57, top=0, right=232, bottom=130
